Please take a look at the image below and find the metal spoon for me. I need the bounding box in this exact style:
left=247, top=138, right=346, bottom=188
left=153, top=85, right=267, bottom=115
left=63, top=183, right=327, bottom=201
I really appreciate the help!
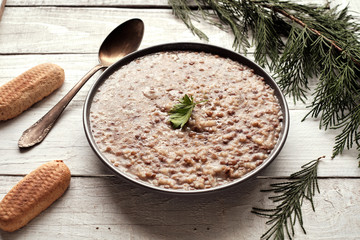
left=18, top=18, right=144, bottom=148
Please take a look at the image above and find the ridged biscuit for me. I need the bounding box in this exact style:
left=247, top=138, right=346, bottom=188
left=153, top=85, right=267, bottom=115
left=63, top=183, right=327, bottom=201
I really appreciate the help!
left=0, top=160, right=71, bottom=232
left=0, top=63, right=65, bottom=121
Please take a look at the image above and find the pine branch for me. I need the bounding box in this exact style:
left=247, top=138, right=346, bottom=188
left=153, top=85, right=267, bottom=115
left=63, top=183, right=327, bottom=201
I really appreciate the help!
left=168, top=0, right=360, bottom=164
left=169, top=0, right=209, bottom=41
left=252, top=156, right=323, bottom=240
left=267, top=4, right=360, bottom=68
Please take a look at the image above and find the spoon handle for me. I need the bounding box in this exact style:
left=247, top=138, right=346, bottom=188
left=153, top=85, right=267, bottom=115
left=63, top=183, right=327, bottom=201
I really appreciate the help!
left=0, top=0, right=7, bottom=21
left=18, top=64, right=105, bottom=148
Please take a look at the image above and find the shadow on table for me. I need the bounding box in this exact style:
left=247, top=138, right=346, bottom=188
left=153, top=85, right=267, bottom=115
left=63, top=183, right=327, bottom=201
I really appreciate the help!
left=0, top=175, right=269, bottom=239
left=102, top=176, right=268, bottom=240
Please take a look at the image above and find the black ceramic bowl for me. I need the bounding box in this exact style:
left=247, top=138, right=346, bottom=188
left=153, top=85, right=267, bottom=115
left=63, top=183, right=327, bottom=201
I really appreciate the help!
left=83, top=42, right=289, bottom=194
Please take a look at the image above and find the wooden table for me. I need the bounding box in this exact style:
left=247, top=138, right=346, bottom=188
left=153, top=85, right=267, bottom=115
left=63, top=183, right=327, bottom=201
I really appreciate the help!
left=1, top=0, right=359, bottom=239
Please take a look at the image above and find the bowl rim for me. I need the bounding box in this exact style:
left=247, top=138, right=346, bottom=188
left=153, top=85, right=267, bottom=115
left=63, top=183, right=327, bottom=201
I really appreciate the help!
left=83, top=42, right=290, bottom=194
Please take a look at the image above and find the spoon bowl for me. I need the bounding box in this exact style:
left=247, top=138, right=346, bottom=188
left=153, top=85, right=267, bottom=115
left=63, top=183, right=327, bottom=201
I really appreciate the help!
left=99, top=19, right=144, bottom=66
left=18, top=18, right=144, bottom=148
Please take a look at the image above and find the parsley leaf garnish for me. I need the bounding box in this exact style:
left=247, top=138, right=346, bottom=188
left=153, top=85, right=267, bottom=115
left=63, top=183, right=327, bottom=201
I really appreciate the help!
left=169, top=94, right=205, bottom=129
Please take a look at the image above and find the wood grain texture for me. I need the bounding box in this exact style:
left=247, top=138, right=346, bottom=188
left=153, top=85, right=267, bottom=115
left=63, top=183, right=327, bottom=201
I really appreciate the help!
left=4, top=0, right=328, bottom=6
left=0, top=176, right=359, bottom=239
left=0, top=0, right=359, bottom=239
left=0, top=7, right=235, bottom=54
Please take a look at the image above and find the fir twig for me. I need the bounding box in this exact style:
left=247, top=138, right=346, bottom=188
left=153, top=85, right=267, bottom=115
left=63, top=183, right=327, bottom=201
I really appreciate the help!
left=252, top=156, right=324, bottom=240
left=267, top=5, right=360, bottom=67
left=168, top=0, right=360, bottom=164
left=169, top=0, right=209, bottom=41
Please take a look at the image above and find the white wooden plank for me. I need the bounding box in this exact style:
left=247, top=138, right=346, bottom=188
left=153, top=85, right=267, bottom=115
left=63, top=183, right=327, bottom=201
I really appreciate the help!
left=5, top=0, right=170, bottom=6
left=0, top=176, right=359, bottom=239
left=1, top=1, right=358, bottom=55
left=0, top=54, right=315, bottom=111
left=0, top=108, right=359, bottom=177
left=3, top=0, right=330, bottom=7
left=0, top=7, right=235, bottom=54
left=0, top=54, right=359, bottom=177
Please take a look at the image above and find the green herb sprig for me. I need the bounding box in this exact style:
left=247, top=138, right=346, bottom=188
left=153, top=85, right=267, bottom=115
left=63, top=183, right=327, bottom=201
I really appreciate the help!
left=169, top=94, right=206, bottom=129
left=169, top=0, right=360, bottom=163
left=252, top=156, right=323, bottom=240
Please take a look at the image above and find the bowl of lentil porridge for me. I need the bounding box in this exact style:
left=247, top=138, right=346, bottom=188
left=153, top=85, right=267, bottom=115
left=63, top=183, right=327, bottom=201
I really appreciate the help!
left=83, top=42, right=289, bottom=194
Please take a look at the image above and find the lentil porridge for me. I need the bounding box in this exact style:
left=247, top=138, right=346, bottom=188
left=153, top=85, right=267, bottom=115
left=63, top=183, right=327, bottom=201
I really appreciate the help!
left=90, top=51, right=282, bottom=190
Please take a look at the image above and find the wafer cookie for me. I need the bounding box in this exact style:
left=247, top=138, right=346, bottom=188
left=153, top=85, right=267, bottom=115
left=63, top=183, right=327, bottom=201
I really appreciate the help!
left=0, top=160, right=71, bottom=232
left=0, top=63, right=65, bottom=120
